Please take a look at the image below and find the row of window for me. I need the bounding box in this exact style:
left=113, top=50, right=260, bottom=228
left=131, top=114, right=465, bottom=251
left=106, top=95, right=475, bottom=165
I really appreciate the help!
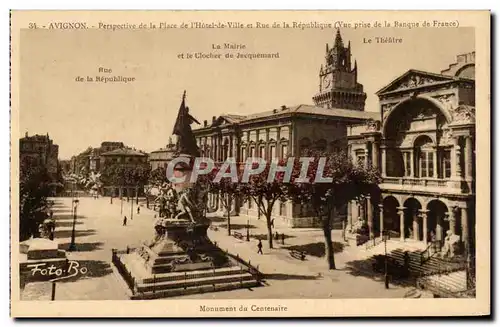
left=105, top=157, right=147, bottom=164
left=402, top=150, right=451, bottom=179
left=240, top=144, right=288, bottom=162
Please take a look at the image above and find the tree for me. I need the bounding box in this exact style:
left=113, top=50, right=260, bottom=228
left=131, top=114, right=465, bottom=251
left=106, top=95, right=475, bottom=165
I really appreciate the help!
left=207, top=163, right=242, bottom=236
left=239, top=162, right=288, bottom=249
left=286, top=150, right=380, bottom=269
left=20, top=158, right=52, bottom=241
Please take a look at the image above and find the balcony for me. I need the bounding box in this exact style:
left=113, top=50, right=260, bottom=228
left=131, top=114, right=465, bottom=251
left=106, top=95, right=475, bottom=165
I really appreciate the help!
left=383, top=177, right=448, bottom=187
left=380, top=176, right=469, bottom=195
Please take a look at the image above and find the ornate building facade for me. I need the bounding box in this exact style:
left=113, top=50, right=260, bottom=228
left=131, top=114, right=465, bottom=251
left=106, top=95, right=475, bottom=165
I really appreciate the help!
left=20, top=132, right=59, bottom=180
left=149, top=138, right=177, bottom=171
left=193, top=30, right=377, bottom=227
left=347, top=52, right=475, bottom=251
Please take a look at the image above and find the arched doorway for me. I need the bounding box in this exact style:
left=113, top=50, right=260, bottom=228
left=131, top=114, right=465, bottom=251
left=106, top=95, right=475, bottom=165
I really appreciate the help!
left=427, top=199, right=449, bottom=245
left=403, top=198, right=422, bottom=241
left=382, top=196, right=400, bottom=236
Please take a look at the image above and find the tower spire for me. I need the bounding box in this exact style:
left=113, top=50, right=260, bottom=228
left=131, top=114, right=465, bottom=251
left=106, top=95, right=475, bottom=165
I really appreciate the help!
left=334, top=29, right=343, bottom=48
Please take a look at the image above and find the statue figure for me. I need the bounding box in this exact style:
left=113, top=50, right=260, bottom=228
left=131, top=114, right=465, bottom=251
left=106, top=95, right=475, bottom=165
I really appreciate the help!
left=175, top=188, right=199, bottom=223
left=164, top=184, right=178, bottom=218
left=172, top=91, right=201, bottom=157
left=441, top=230, right=460, bottom=258
left=352, top=217, right=366, bottom=235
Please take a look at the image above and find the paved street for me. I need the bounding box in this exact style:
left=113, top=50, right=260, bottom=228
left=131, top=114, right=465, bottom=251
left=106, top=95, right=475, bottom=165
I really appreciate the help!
left=21, top=196, right=412, bottom=300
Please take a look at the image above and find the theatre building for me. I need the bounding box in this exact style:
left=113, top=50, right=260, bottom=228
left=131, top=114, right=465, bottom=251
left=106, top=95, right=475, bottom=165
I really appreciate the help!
left=193, top=30, right=378, bottom=227
left=347, top=52, right=476, bottom=251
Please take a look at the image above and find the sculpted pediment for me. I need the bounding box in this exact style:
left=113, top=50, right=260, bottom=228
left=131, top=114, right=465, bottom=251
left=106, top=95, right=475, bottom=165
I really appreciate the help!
left=377, top=70, right=456, bottom=95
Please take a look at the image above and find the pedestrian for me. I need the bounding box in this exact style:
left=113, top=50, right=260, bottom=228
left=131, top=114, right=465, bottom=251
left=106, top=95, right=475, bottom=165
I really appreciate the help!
left=257, top=239, right=263, bottom=255
left=281, top=233, right=285, bottom=245
left=123, top=216, right=127, bottom=226
left=270, top=219, right=275, bottom=228
left=110, top=197, right=113, bottom=204
left=137, top=206, right=140, bottom=214
left=274, top=231, right=279, bottom=240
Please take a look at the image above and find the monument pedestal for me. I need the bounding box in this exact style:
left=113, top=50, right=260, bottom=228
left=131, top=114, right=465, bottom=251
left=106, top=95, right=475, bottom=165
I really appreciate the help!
left=116, top=219, right=260, bottom=299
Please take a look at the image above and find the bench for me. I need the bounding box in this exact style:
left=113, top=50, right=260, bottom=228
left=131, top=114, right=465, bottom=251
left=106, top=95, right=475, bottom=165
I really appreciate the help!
left=233, top=232, right=244, bottom=240
left=289, top=250, right=306, bottom=261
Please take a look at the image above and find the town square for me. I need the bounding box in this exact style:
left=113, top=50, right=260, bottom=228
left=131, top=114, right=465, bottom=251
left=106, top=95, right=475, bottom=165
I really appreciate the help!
left=16, top=24, right=478, bottom=305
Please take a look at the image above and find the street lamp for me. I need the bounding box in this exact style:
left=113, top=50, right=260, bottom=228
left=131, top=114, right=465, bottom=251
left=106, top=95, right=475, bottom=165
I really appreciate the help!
left=246, top=219, right=250, bottom=241
left=68, top=198, right=80, bottom=251
left=382, top=230, right=389, bottom=289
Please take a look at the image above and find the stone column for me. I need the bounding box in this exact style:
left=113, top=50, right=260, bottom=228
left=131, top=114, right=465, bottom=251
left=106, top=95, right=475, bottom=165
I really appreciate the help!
left=366, top=195, right=374, bottom=239
left=378, top=204, right=384, bottom=234
left=276, top=127, right=282, bottom=159
left=453, top=137, right=462, bottom=178
left=436, top=213, right=444, bottom=242
left=347, top=200, right=353, bottom=227
left=410, top=150, right=415, bottom=177
left=432, top=148, right=438, bottom=178
left=448, top=208, right=456, bottom=236
left=359, top=198, right=366, bottom=223
left=465, top=135, right=474, bottom=179
left=461, top=206, right=469, bottom=245
left=233, top=134, right=239, bottom=162
left=372, top=140, right=379, bottom=169
left=219, top=135, right=224, bottom=162
left=413, top=209, right=420, bottom=241
left=364, top=143, right=370, bottom=168
left=420, top=210, right=429, bottom=244
left=397, top=207, right=406, bottom=241
left=381, top=146, right=387, bottom=177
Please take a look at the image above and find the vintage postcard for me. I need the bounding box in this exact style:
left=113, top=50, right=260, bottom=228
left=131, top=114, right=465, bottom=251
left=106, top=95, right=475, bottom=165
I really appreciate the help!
left=10, top=10, right=490, bottom=317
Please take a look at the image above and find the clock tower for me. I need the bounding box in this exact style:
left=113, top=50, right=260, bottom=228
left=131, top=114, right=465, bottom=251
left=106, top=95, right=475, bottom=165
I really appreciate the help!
left=312, top=29, right=366, bottom=111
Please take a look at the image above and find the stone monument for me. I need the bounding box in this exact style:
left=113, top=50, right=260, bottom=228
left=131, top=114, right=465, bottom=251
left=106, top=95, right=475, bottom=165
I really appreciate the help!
left=115, top=92, right=260, bottom=299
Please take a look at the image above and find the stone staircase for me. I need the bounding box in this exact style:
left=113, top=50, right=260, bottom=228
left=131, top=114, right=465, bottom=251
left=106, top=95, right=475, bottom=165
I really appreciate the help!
left=132, top=266, right=258, bottom=300
left=365, top=240, right=468, bottom=297
left=417, top=270, right=467, bottom=296
left=117, top=251, right=261, bottom=300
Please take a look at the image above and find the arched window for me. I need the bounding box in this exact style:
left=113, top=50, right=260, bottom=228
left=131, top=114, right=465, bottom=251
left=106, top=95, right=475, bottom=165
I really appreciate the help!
left=414, top=136, right=435, bottom=178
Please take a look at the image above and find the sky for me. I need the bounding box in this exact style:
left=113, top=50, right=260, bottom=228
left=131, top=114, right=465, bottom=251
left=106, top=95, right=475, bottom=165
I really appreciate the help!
left=19, top=27, right=474, bottom=159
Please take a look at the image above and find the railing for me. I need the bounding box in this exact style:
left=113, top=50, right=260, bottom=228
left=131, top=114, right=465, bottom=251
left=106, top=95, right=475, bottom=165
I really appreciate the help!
left=419, top=241, right=440, bottom=265
left=223, top=249, right=263, bottom=283
left=111, top=248, right=137, bottom=295
left=383, top=177, right=449, bottom=188
left=365, top=236, right=384, bottom=250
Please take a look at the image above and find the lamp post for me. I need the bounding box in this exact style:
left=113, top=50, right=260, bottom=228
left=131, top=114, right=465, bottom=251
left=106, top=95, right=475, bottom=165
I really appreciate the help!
left=68, top=198, right=79, bottom=251
left=382, top=230, right=389, bottom=289
left=130, top=188, right=134, bottom=220
left=246, top=219, right=250, bottom=241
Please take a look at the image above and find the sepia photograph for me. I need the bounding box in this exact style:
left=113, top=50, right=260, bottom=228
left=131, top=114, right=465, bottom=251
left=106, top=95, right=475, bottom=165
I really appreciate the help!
left=10, top=10, right=490, bottom=317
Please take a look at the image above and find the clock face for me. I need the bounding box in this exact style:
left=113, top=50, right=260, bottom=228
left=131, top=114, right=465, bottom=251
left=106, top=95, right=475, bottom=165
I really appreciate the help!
left=322, top=75, right=332, bottom=89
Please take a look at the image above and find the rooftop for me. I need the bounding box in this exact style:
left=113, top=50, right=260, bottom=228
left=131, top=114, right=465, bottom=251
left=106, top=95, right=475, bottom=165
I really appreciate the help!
left=101, top=147, right=147, bottom=157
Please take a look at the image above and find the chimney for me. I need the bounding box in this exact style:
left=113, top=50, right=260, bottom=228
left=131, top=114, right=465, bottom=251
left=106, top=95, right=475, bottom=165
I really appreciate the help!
left=212, top=116, right=216, bottom=123
left=204, top=120, right=208, bottom=127
left=25, top=131, right=28, bottom=137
